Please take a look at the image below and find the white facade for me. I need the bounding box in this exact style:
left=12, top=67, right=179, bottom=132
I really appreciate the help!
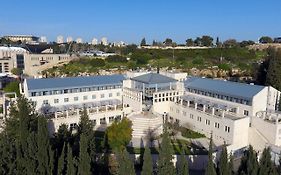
left=101, top=37, right=108, bottom=45
left=91, top=38, right=98, bottom=45
left=76, top=37, right=83, bottom=44
left=20, top=71, right=281, bottom=153
left=57, top=35, right=64, bottom=44
left=66, top=37, right=73, bottom=43
left=40, top=36, right=47, bottom=43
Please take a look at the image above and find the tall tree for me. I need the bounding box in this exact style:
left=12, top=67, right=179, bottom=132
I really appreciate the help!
left=205, top=135, right=216, bottom=175
left=117, top=149, right=135, bottom=175
left=201, top=35, right=214, bottom=47
left=77, top=133, right=91, bottom=175
left=58, top=143, right=67, bottom=175
left=259, top=36, right=273, bottom=43
left=164, top=38, right=173, bottom=46
left=265, top=48, right=281, bottom=91
left=37, top=116, right=53, bottom=175
left=66, top=143, right=76, bottom=175
left=140, top=38, right=147, bottom=46
left=157, top=125, right=176, bottom=175
left=238, top=145, right=258, bottom=175
left=106, top=117, right=132, bottom=151
left=229, top=153, right=234, bottom=175
left=258, top=147, right=277, bottom=175
left=177, top=148, right=189, bottom=175
left=141, top=145, right=153, bottom=175
left=218, top=143, right=229, bottom=175
left=186, top=38, right=194, bottom=47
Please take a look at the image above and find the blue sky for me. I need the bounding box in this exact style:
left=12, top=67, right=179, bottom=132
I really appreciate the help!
left=1, top=0, right=281, bottom=44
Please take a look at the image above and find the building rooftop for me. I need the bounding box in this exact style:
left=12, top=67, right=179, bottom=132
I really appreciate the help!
left=131, top=73, right=177, bottom=84
left=26, top=74, right=125, bottom=91
left=185, top=77, right=265, bottom=100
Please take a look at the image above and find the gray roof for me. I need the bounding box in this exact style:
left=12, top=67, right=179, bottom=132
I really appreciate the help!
left=131, top=73, right=177, bottom=84
left=26, top=74, right=125, bottom=91
left=185, top=77, right=265, bottom=100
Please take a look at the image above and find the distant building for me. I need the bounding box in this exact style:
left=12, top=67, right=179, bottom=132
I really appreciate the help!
left=0, top=46, right=75, bottom=77
left=40, top=36, right=47, bottom=43
left=3, top=35, right=39, bottom=43
left=91, top=38, right=98, bottom=45
left=76, top=37, right=83, bottom=44
left=56, top=35, right=64, bottom=44
left=66, top=37, right=73, bottom=43
left=101, top=37, right=108, bottom=45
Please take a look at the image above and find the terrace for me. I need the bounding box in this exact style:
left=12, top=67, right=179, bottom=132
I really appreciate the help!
left=43, top=99, right=123, bottom=119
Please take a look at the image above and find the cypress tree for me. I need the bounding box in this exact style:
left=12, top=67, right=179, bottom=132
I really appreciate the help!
left=66, top=143, right=76, bottom=175
left=141, top=145, right=153, bottom=175
left=278, top=152, right=281, bottom=174
left=238, top=145, right=258, bottom=175
left=157, top=125, right=176, bottom=175
left=266, top=48, right=281, bottom=91
left=117, top=149, right=135, bottom=175
left=177, top=148, right=189, bottom=175
left=58, top=143, right=67, bottom=175
left=258, top=147, right=277, bottom=175
left=77, top=133, right=91, bottom=175
left=26, top=132, right=38, bottom=175
left=229, top=153, right=234, bottom=175
left=37, top=116, right=53, bottom=175
left=205, top=135, right=216, bottom=175
left=218, top=143, right=229, bottom=175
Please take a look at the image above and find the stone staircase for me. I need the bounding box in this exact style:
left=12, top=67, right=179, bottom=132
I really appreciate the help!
left=130, top=112, right=163, bottom=139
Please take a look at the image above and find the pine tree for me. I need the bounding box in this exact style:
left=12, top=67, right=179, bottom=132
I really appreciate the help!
left=218, top=143, right=229, bottom=175
left=77, top=133, right=91, bottom=175
left=66, top=143, right=76, bottom=175
left=238, top=145, right=258, bottom=175
left=58, top=143, right=67, bottom=175
left=205, top=135, right=216, bottom=175
left=157, top=125, right=176, bottom=175
left=141, top=145, right=153, bottom=175
left=258, top=147, right=277, bottom=175
left=37, top=116, right=53, bottom=175
left=177, top=148, right=189, bottom=175
left=117, top=149, right=135, bottom=175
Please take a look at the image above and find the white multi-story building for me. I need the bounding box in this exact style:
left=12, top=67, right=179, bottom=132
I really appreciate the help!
left=57, top=35, right=64, bottom=44
left=0, top=46, right=75, bottom=76
left=66, top=37, right=73, bottom=43
left=91, top=38, right=98, bottom=45
left=76, top=37, right=83, bottom=44
left=101, top=37, right=108, bottom=45
left=39, top=36, right=47, bottom=43
left=20, top=72, right=281, bottom=153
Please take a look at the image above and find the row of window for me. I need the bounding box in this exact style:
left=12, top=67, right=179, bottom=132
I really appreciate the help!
left=154, top=91, right=179, bottom=98
left=30, top=85, right=122, bottom=97
left=183, top=113, right=231, bottom=133
left=187, top=88, right=250, bottom=105
left=42, top=92, right=120, bottom=105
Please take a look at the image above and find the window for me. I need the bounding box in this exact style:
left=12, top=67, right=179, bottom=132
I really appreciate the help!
left=109, top=93, right=112, bottom=97
left=190, top=114, right=194, bottom=119
left=244, top=110, right=249, bottom=116
left=205, top=119, right=210, bottom=125
left=54, top=99, right=59, bottom=104
left=64, top=98, right=69, bottom=102
left=83, top=96, right=88, bottom=100
left=197, top=116, right=201, bottom=122
left=215, top=122, right=220, bottom=128
left=43, top=100, right=48, bottom=104
left=31, top=92, right=36, bottom=96
left=225, top=126, right=230, bottom=133
left=74, top=97, right=79, bottom=101
left=117, top=92, right=120, bottom=96
left=100, top=94, right=105, bottom=98
left=70, top=123, right=77, bottom=130
left=92, top=95, right=96, bottom=99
